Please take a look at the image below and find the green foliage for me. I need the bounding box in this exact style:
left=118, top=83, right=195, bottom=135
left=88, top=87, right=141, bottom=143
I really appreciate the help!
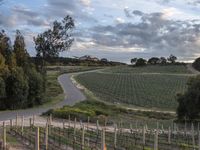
left=5, top=67, right=29, bottom=109
left=44, top=100, right=175, bottom=125
left=0, top=77, right=5, bottom=99
left=0, top=30, right=13, bottom=67
left=135, top=58, right=147, bottom=66
left=13, top=30, right=29, bottom=67
left=26, top=67, right=45, bottom=107
left=34, top=16, right=75, bottom=73
left=76, top=65, right=190, bottom=109
left=193, top=57, right=200, bottom=71
left=148, top=57, right=160, bottom=65
left=131, top=58, right=137, bottom=64
left=0, top=30, right=46, bottom=110
left=177, top=75, right=200, bottom=120
left=168, top=54, right=177, bottom=64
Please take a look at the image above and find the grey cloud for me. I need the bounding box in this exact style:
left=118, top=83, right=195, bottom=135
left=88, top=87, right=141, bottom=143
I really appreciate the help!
left=132, top=10, right=144, bottom=16
left=46, top=0, right=97, bottom=23
left=80, top=10, right=200, bottom=60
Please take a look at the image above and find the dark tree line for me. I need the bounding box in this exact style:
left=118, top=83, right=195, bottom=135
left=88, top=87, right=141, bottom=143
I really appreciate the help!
left=0, top=30, right=45, bottom=109
left=130, top=54, right=178, bottom=66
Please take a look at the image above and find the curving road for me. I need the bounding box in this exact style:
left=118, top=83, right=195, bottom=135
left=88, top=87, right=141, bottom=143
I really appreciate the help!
left=0, top=73, right=86, bottom=121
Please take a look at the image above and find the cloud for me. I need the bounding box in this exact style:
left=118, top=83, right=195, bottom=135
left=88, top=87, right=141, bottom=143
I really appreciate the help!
left=74, top=9, right=200, bottom=61
left=46, top=0, right=97, bottom=23
left=79, top=0, right=91, bottom=7
left=115, top=17, right=125, bottom=24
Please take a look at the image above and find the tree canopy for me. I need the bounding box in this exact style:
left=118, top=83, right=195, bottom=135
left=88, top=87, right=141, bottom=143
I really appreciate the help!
left=177, top=75, right=200, bottom=120
left=34, top=16, right=75, bottom=73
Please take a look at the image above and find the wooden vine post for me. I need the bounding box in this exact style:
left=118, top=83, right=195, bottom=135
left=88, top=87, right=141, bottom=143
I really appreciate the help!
left=81, top=125, right=85, bottom=150
left=114, top=124, right=117, bottom=148
left=35, top=127, right=40, bottom=150
left=168, top=126, right=171, bottom=144
left=154, top=129, right=158, bottom=150
left=101, top=129, right=106, bottom=150
left=45, top=123, right=48, bottom=150
left=142, top=126, right=146, bottom=145
left=3, top=122, right=6, bottom=150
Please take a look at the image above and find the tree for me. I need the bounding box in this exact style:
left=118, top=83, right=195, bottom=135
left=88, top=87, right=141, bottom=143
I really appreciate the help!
left=193, top=57, right=200, bottom=71
left=177, top=75, right=200, bottom=120
left=5, top=67, right=29, bottom=109
left=168, top=54, right=177, bottom=64
left=34, top=16, right=75, bottom=73
left=0, top=77, right=5, bottom=99
left=131, top=58, right=137, bottom=64
left=148, top=57, right=160, bottom=65
left=26, top=67, right=45, bottom=107
left=135, top=58, right=146, bottom=66
left=0, top=30, right=13, bottom=66
left=160, top=57, right=167, bottom=64
left=13, top=30, right=29, bottom=67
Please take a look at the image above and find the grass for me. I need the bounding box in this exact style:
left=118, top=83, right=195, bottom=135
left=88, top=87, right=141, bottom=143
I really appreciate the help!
left=44, top=100, right=176, bottom=128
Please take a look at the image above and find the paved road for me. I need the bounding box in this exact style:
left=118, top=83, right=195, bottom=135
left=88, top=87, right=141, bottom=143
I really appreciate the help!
left=0, top=73, right=86, bottom=121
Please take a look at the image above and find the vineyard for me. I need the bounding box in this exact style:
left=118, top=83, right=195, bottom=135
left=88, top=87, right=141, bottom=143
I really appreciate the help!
left=1, top=115, right=200, bottom=150
left=75, top=65, right=193, bottom=110
left=102, top=65, right=191, bottom=74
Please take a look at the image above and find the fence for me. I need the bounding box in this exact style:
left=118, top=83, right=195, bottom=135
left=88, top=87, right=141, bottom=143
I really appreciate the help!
left=0, top=115, right=200, bottom=150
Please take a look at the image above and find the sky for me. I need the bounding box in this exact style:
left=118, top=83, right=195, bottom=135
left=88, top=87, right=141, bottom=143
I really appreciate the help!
left=1, top=0, right=200, bottom=63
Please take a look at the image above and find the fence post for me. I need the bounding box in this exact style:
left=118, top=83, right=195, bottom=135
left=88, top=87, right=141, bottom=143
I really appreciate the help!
left=35, top=127, right=40, bottom=150
left=198, top=130, right=200, bottom=150
left=168, top=126, right=171, bottom=144
left=96, top=120, right=99, bottom=132
left=81, top=125, right=85, bottom=150
left=154, top=129, right=158, bottom=150
left=135, top=120, right=138, bottom=131
left=142, top=126, right=146, bottom=145
left=45, top=123, right=48, bottom=150
left=21, top=115, right=24, bottom=135
left=87, top=116, right=90, bottom=130
left=29, top=118, right=32, bottom=127
left=33, top=115, right=35, bottom=126
left=68, top=114, right=71, bottom=128
left=74, top=118, right=77, bottom=142
left=16, top=114, right=18, bottom=126
left=101, top=129, right=106, bottom=150
left=191, top=123, right=195, bottom=149
left=63, top=119, right=65, bottom=129
left=3, top=122, right=6, bottom=150
left=184, top=119, right=187, bottom=136
left=10, top=119, right=13, bottom=130
left=49, top=114, right=52, bottom=126
left=114, top=124, right=117, bottom=148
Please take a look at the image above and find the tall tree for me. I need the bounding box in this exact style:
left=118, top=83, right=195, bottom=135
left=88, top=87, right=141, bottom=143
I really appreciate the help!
left=131, top=58, right=137, bottom=64
left=13, top=30, right=29, bottom=67
left=5, top=67, right=29, bottom=109
left=148, top=57, right=160, bottom=65
left=135, top=58, right=147, bottom=66
left=34, top=16, right=75, bottom=73
left=0, top=30, right=13, bottom=66
left=168, top=54, right=177, bottom=64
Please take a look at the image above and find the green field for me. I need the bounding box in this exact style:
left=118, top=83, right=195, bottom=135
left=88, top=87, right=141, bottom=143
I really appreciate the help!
left=75, top=65, right=193, bottom=110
